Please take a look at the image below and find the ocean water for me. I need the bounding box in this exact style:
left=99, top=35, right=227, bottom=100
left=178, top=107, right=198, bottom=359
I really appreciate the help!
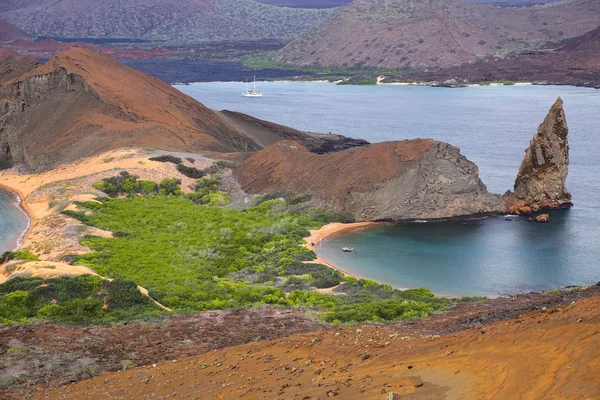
left=0, top=187, right=29, bottom=254
left=177, top=82, right=600, bottom=296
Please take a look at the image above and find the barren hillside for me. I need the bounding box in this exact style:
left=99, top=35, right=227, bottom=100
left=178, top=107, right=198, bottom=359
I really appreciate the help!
left=405, top=24, right=600, bottom=86
left=0, top=47, right=363, bottom=171
left=0, top=0, right=334, bottom=43
left=41, top=292, right=600, bottom=399
left=235, top=139, right=504, bottom=221
left=278, top=0, right=600, bottom=69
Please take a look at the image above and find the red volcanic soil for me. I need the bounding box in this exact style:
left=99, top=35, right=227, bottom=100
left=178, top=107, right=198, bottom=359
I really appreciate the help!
left=39, top=287, right=600, bottom=399
left=3, top=285, right=599, bottom=399
left=0, top=46, right=358, bottom=171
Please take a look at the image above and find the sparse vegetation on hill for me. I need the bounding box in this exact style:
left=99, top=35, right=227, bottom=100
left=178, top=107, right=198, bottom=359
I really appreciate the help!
left=277, top=0, right=600, bottom=69
left=0, top=0, right=335, bottom=43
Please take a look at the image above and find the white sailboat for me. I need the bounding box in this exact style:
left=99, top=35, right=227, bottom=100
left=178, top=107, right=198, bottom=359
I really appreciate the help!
left=242, top=76, right=263, bottom=97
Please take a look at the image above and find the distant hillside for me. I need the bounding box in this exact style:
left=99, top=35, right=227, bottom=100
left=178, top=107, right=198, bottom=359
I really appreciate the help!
left=255, top=0, right=351, bottom=8
left=468, top=0, right=555, bottom=5
left=278, top=0, right=600, bottom=69
left=0, top=0, right=335, bottom=43
left=0, top=18, right=31, bottom=43
left=0, top=47, right=362, bottom=171
left=404, top=25, right=600, bottom=87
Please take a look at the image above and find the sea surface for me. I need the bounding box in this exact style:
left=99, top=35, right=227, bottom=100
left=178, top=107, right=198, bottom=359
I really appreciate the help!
left=0, top=187, right=29, bottom=254
left=177, top=82, right=600, bottom=296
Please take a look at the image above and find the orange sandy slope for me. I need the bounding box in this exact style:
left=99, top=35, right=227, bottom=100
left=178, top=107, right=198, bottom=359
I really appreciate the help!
left=42, top=295, right=600, bottom=399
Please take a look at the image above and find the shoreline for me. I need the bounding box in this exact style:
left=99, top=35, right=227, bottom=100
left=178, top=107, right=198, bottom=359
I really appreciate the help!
left=0, top=182, right=33, bottom=252
left=177, top=79, right=600, bottom=90
left=303, top=221, right=379, bottom=277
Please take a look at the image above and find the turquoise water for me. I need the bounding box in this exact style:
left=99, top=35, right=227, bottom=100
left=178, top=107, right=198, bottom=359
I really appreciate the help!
left=178, top=82, right=600, bottom=296
left=0, top=187, right=29, bottom=253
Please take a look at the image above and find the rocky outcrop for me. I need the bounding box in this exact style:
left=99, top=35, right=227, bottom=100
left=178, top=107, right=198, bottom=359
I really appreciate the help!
left=512, top=97, right=571, bottom=210
left=235, top=140, right=504, bottom=221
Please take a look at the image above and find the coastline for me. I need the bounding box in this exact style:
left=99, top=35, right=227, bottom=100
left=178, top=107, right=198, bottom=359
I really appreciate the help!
left=303, top=221, right=379, bottom=277
left=0, top=183, right=32, bottom=252
left=0, top=148, right=191, bottom=256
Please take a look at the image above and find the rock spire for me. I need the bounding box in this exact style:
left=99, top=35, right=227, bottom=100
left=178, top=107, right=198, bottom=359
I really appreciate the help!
left=513, top=97, right=571, bottom=209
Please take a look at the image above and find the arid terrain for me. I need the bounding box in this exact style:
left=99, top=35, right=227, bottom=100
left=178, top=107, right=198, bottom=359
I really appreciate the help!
left=0, top=0, right=334, bottom=44
left=0, top=47, right=365, bottom=172
left=278, top=0, right=600, bottom=69
left=235, top=139, right=504, bottom=221
left=2, top=281, right=599, bottom=399
left=404, top=25, right=600, bottom=87
left=255, top=0, right=351, bottom=7
left=27, top=286, right=600, bottom=399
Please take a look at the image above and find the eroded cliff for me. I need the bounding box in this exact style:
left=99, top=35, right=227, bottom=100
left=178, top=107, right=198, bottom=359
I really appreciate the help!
left=0, top=47, right=366, bottom=172
left=235, top=139, right=504, bottom=221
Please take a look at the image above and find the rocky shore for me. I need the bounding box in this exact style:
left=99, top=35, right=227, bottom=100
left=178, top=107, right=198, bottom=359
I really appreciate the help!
left=235, top=98, right=570, bottom=222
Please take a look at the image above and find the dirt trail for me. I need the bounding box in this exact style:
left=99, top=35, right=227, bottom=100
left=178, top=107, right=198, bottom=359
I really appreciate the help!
left=41, top=294, right=600, bottom=399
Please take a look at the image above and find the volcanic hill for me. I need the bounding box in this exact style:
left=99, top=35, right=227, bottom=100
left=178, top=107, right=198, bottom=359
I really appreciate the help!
left=0, top=46, right=364, bottom=171
left=235, top=139, right=504, bottom=221
left=0, top=0, right=334, bottom=44
left=405, top=24, right=600, bottom=87
left=277, top=0, right=600, bottom=69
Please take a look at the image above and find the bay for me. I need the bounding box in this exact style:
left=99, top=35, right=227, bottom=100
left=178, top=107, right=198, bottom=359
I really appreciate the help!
left=177, top=82, right=600, bottom=296
left=0, top=187, right=29, bottom=254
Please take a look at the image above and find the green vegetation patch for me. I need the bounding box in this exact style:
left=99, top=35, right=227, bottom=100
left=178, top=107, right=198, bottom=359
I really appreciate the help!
left=1, top=251, right=40, bottom=263
left=92, top=171, right=157, bottom=197
left=242, top=53, right=407, bottom=83
left=290, top=280, right=450, bottom=324
left=7, top=172, right=470, bottom=326
left=149, top=155, right=183, bottom=165
left=68, top=192, right=345, bottom=312
left=0, top=275, right=161, bottom=325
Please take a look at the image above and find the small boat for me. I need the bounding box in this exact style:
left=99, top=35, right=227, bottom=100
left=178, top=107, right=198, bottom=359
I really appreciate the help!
left=242, top=76, right=263, bottom=97
left=342, top=247, right=353, bottom=252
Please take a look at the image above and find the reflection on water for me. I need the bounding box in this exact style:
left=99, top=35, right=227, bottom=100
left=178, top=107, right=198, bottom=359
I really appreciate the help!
left=0, top=188, right=29, bottom=253
left=317, top=210, right=599, bottom=297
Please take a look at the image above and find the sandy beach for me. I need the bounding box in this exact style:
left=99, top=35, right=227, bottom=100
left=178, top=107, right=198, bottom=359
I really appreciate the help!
left=303, top=221, right=378, bottom=276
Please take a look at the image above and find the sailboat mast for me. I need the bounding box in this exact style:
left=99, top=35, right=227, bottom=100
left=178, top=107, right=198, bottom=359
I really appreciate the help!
left=253, top=75, right=256, bottom=92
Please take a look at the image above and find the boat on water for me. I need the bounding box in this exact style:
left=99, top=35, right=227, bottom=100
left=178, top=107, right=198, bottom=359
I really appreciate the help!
left=342, top=247, right=353, bottom=252
left=242, top=76, right=263, bottom=97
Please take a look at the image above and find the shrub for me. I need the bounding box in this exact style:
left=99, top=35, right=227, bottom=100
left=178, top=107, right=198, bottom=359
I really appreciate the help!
left=286, top=193, right=313, bottom=205
left=214, top=160, right=235, bottom=169
left=149, top=155, right=182, bottom=164
left=158, top=178, right=183, bottom=196
left=92, top=172, right=158, bottom=197
left=69, top=358, right=100, bottom=380
left=105, top=279, right=155, bottom=310
left=284, top=262, right=342, bottom=288
left=177, top=164, right=205, bottom=179
left=1, top=251, right=39, bottom=263
left=13, top=251, right=40, bottom=261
